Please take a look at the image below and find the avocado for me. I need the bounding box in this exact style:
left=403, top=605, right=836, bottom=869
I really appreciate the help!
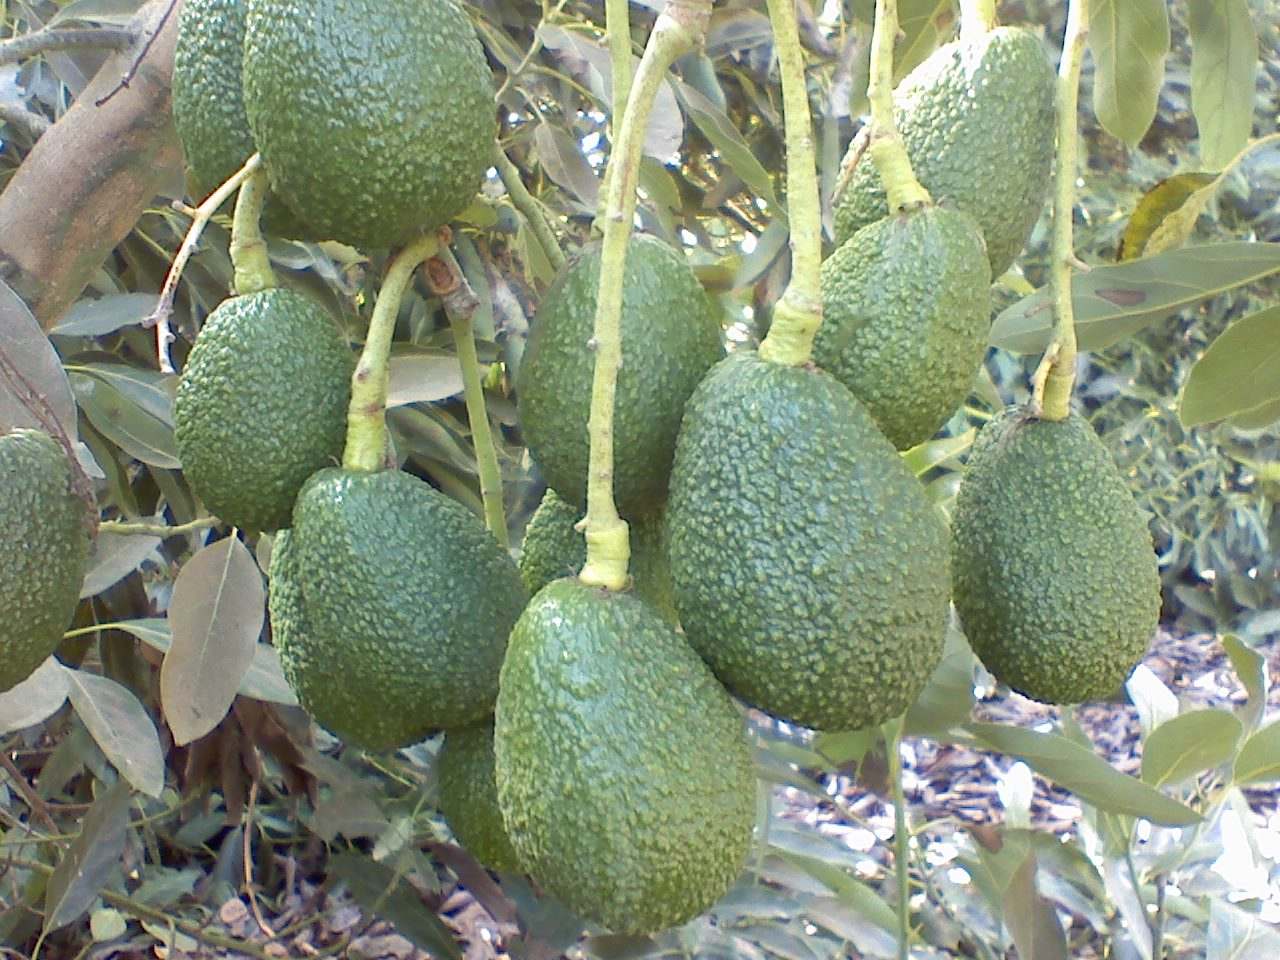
left=815, top=204, right=992, bottom=449
left=834, top=26, right=1055, bottom=276
left=495, top=579, right=755, bottom=934
left=170, top=0, right=315, bottom=239
left=951, top=407, right=1161, bottom=704
left=517, top=234, right=724, bottom=518
left=274, top=467, right=526, bottom=749
left=0, top=430, right=90, bottom=692
left=437, top=719, right=522, bottom=873
left=174, top=288, right=352, bottom=533
left=518, top=489, right=678, bottom=624
left=242, top=0, right=495, bottom=249
left=666, top=352, right=951, bottom=732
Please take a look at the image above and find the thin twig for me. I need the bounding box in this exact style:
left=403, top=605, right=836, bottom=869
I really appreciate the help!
left=0, top=753, right=57, bottom=833
left=94, top=0, right=179, bottom=107
left=0, top=26, right=134, bottom=66
left=0, top=101, right=50, bottom=138
left=242, top=782, right=277, bottom=939
left=97, top=515, right=220, bottom=537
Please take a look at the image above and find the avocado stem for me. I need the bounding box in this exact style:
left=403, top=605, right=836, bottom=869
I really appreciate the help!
left=606, top=0, right=634, bottom=132
left=756, top=0, right=824, bottom=368
left=885, top=715, right=912, bottom=960
left=579, top=0, right=708, bottom=591
left=866, top=0, right=932, bottom=213
left=1038, top=0, right=1089, bottom=422
left=959, top=0, right=998, bottom=45
left=342, top=233, right=441, bottom=473
left=493, top=141, right=566, bottom=273
left=229, top=166, right=276, bottom=297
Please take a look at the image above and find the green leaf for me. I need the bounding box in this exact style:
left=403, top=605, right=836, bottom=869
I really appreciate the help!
left=1179, top=306, right=1280, bottom=427
left=812, top=728, right=876, bottom=768
left=1221, top=634, right=1267, bottom=732
left=89, top=908, right=128, bottom=942
left=1089, top=0, right=1170, bottom=147
left=989, top=242, right=1280, bottom=354
left=901, top=429, right=975, bottom=477
left=0, top=658, right=70, bottom=734
left=674, top=80, right=777, bottom=206
left=532, top=122, right=599, bottom=210
left=65, top=669, right=165, bottom=798
left=1117, top=173, right=1220, bottom=261
left=1228, top=395, right=1280, bottom=430
left=894, top=0, right=955, bottom=80
left=44, top=780, right=131, bottom=931
left=1232, top=720, right=1280, bottom=785
left=776, top=850, right=897, bottom=933
left=0, top=277, right=78, bottom=441
left=1207, top=900, right=1280, bottom=959
left=328, top=851, right=463, bottom=960
left=1141, top=708, right=1242, bottom=787
left=966, top=722, right=1201, bottom=825
left=386, top=350, right=465, bottom=408
left=904, top=624, right=976, bottom=738
left=51, top=294, right=158, bottom=337
left=79, top=521, right=162, bottom=598
left=71, top=371, right=180, bottom=468
left=160, top=537, right=265, bottom=746
left=1001, top=852, right=1068, bottom=960
left=1188, top=0, right=1259, bottom=170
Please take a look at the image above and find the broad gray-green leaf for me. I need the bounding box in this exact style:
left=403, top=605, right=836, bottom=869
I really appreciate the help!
left=0, top=658, right=71, bottom=733
left=160, top=537, right=265, bottom=745
left=1179, top=306, right=1280, bottom=427
left=1221, top=635, right=1267, bottom=732
left=1002, top=852, right=1068, bottom=960
left=904, top=624, right=976, bottom=738
left=70, top=371, right=179, bottom=468
left=65, top=669, right=164, bottom=797
left=1089, top=0, right=1169, bottom=146
left=43, top=779, right=131, bottom=931
left=71, top=363, right=175, bottom=427
left=1188, top=0, right=1258, bottom=170
left=533, top=122, right=600, bottom=209
left=0, top=277, right=78, bottom=441
left=1232, top=721, right=1280, bottom=785
left=966, top=722, right=1200, bottom=824
left=1229, top=396, right=1280, bottom=430
left=1141, top=709, right=1242, bottom=787
left=674, top=79, right=777, bottom=206
left=387, top=351, right=465, bottom=408
left=80, top=522, right=162, bottom=598
left=329, top=852, right=463, bottom=960
left=52, top=294, right=158, bottom=338
left=989, top=242, right=1280, bottom=354
left=1207, top=899, right=1280, bottom=959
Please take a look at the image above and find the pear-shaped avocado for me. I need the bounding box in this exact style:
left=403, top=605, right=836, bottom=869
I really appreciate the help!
left=834, top=26, right=1055, bottom=275
left=951, top=406, right=1161, bottom=703
left=271, top=468, right=527, bottom=749
left=495, top=579, right=755, bottom=934
left=516, top=234, right=724, bottom=518
left=437, top=719, right=522, bottom=873
left=175, top=288, right=352, bottom=533
left=666, top=352, right=951, bottom=731
left=0, top=430, right=90, bottom=692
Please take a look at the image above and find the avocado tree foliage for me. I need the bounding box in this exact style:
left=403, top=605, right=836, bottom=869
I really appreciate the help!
left=0, top=0, right=1277, bottom=957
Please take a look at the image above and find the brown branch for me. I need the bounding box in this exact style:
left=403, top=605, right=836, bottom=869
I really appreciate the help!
left=0, top=102, right=51, bottom=138
left=0, top=26, right=135, bottom=66
left=0, top=0, right=184, bottom=331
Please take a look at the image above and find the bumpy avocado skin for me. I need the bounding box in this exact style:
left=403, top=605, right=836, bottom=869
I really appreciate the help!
left=517, top=235, right=724, bottom=518
left=666, top=352, right=951, bottom=732
left=0, top=431, right=89, bottom=692
left=242, top=0, right=494, bottom=249
left=834, top=27, right=1055, bottom=275
left=495, top=579, right=754, bottom=935
left=438, top=720, right=523, bottom=873
left=174, top=288, right=352, bottom=533
left=816, top=205, right=992, bottom=449
left=282, top=468, right=527, bottom=749
left=518, top=489, right=678, bottom=624
left=951, top=407, right=1161, bottom=704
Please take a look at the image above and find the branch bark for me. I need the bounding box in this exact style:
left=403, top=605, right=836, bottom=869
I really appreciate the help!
left=0, top=0, right=184, bottom=331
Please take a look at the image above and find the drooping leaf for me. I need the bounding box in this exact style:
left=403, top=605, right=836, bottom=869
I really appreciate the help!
left=989, top=242, right=1280, bottom=354
left=966, top=722, right=1200, bottom=825
left=328, top=851, right=463, bottom=960
left=1141, top=709, right=1242, bottom=787
left=43, top=779, right=131, bottom=931
left=805, top=896, right=898, bottom=958
left=1221, top=634, right=1268, bottom=732
left=904, top=624, right=976, bottom=738
left=65, top=669, right=164, bottom=797
left=0, top=658, right=71, bottom=734
left=1089, top=0, right=1170, bottom=147
left=1179, top=306, right=1280, bottom=428
left=1001, top=852, right=1068, bottom=960
left=1206, top=899, right=1280, bottom=959
left=0, top=278, right=78, bottom=441
left=674, top=79, right=778, bottom=206
left=1102, top=856, right=1153, bottom=958
left=1117, top=173, right=1220, bottom=261
left=1232, top=721, right=1280, bottom=785
left=161, top=537, right=265, bottom=745
left=70, top=372, right=180, bottom=468
left=1125, top=665, right=1179, bottom=737
left=51, top=294, right=159, bottom=338
left=80, top=523, right=162, bottom=598
left=533, top=122, right=600, bottom=210
left=1188, top=0, right=1259, bottom=170
left=776, top=851, right=897, bottom=934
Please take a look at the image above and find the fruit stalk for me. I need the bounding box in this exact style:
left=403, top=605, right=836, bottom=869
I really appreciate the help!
left=229, top=166, right=275, bottom=296
left=887, top=717, right=911, bottom=960
left=606, top=0, right=633, bottom=128
left=343, top=233, right=441, bottom=473
left=756, top=0, right=824, bottom=368
left=578, top=0, right=709, bottom=590
left=1036, top=0, right=1089, bottom=422
left=493, top=141, right=566, bottom=272
left=866, top=0, right=931, bottom=213
left=959, top=0, right=998, bottom=44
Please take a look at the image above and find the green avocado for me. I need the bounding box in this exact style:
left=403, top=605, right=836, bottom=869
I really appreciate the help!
left=834, top=26, right=1055, bottom=276
left=437, top=719, right=522, bottom=873
left=666, top=352, right=951, bottom=732
left=174, top=288, right=352, bottom=533
left=242, top=0, right=494, bottom=249
left=951, top=407, right=1161, bottom=704
left=517, top=234, right=724, bottom=518
left=273, top=468, right=527, bottom=749
left=495, top=579, right=755, bottom=934
left=0, top=430, right=90, bottom=692
left=815, top=204, right=992, bottom=449
left=518, top=489, right=678, bottom=624
left=170, top=0, right=316, bottom=239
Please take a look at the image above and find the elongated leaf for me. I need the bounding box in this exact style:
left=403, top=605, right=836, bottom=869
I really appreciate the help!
left=1090, top=0, right=1169, bottom=147
left=71, top=372, right=180, bottom=468
left=0, top=278, right=78, bottom=441
left=0, top=658, right=71, bottom=733
left=905, top=624, right=976, bottom=738
left=65, top=670, right=164, bottom=797
left=1207, top=899, right=1280, bottom=959
left=901, top=429, right=975, bottom=478
left=1141, top=709, right=1242, bottom=787
left=533, top=122, right=599, bottom=209
left=1188, top=0, right=1258, bottom=170
left=674, top=80, right=777, bottom=206
left=328, top=852, right=463, bottom=960
left=48, top=0, right=144, bottom=26
left=1233, top=721, right=1280, bottom=785
left=1229, top=395, right=1280, bottom=430
left=161, top=537, right=265, bottom=745
left=1002, top=852, right=1068, bottom=960
left=52, top=294, right=158, bottom=337
left=1221, top=635, right=1267, bottom=732
left=1118, top=173, right=1220, bottom=262
left=893, top=0, right=954, bottom=80
left=387, top=352, right=466, bottom=408
left=1179, top=306, right=1280, bottom=427
left=80, top=523, right=162, bottom=598
left=44, top=780, right=131, bottom=931
left=74, top=363, right=175, bottom=427
left=776, top=850, right=897, bottom=933
left=966, top=722, right=1200, bottom=825
left=989, top=242, right=1280, bottom=354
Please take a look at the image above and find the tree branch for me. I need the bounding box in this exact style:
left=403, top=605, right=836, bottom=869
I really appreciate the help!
left=0, top=26, right=135, bottom=66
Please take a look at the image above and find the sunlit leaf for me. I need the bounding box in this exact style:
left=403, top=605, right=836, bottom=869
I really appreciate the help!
left=1090, top=0, right=1169, bottom=147
left=1141, top=708, right=1242, bottom=787
left=1228, top=395, right=1280, bottom=430
left=65, top=669, right=164, bottom=797
left=533, top=122, right=600, bottom=210
left=1125, top=664, right=1178, bottom=738
left=1002, top=852, right=1068, bottom=960
left=1179, top=306, right=1280, bottom=428
left=674, top=80, right=777, bottom=206
left=901, top=429, right=975, bottom=477
left=0, top=658, right=71, bottom=734
left=0, top=278, right=78, bottom=441
left=387, top=351, right=465, bottom=408
left=1232, top=721, right=1280, bottom=785
left=1206, top=899, right=1280, bottom=959
left=1221, top=634, right=1268, bottom=732
left=1188, top=0, right=1259, bottom=170
left=43, top=780, right=131, bottom=931
left=1117, top=173, right=1220, bottom=261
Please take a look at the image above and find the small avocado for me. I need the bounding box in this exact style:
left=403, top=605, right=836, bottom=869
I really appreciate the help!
left=517, top=234, right=724, bottom=518
left=437, top=719, right=522, bottom=873
left=951, top=406, right=1161, bottom=704
left=0, top=430, right=90, bottom=692
left=174, top=288, right=352, bottom=533
left=495, top=579, right=755, bottom=934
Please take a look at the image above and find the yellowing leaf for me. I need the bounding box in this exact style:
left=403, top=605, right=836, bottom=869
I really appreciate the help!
left=1118, top=173, right=1220, bottom=262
